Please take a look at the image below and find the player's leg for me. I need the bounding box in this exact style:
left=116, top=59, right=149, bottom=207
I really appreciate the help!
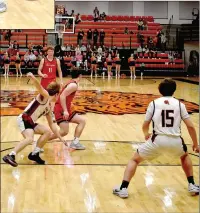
left=2, top=129, right=34, bottom=167
left=28, top=124, right=52, bottom=164
left=69, top=114, right=86, bottom=150
left=49, top=121, right=69, bottom=141
left=180, top=153, right=199, bottom=194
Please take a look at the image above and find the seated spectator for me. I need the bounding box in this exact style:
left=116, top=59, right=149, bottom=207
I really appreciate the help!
left=168, top=51, right=174, bottom=64
left=75, top=13, right=82, bottom=24
left=75, top=45, right=81, bottom=55
left=148, top=37, right=154, bottom=49
left=99, top=12, right=106, bottom=21
left=137, top=18, right=144, bottom=30
left=66, top=44, right=71, bottom=51
left=137, top=45, right=142, bottom=56
left=93, top=6, right=99, bottom=22
left=13, top=40, right=19, bottom=51
left=37, top=51, right=44, bottom=61
left=124, top=27, right=129, bottom=34
left=143, top=19, right=148, bottom=30
left=97, top=46, right=103, bottom=54
left=29, top=52, right=36, bottom=62
left=93, top=45, right=97, bottom=52
left=24, top=51, right=30, bottom=67
left=80, top=44, right=87, bottom=52
left=161, top=33, right=167, bottom=51
left=4, top=30, right=12, bottom=41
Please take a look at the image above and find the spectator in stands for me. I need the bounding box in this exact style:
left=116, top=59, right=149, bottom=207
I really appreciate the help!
left=70, top=10, right=75, bottom=16
left=99, top=29, right=105, bottom=46
left=168, top=51, right=174, bottom=64
left=80, top=44, right=87, bottom=52
left=66, top=44, right=71, bottom=51
left=75, top=45, right=81, bottom=55
left=38, top=51, right=44, bottom=61
left=143, top=19, right=148, bottom=30
left=75, top=13, right=82, bottom=24
left=137, top=45, right=142, bottom=57
left=124, top=27, right=129, bottom=34
left=13, top=40, right=19, bottom=51
left=29, top=52, right=36, bottom=63
left=137, top=18, right=144, bottom=30
left=4, top=30, right=12, bottom=41
left=161, top=33, right=167, bottom=51
left=148, top=36, right=154, bottom=49
left=97, top=46, right=103, bottom=54
left=28, top=43, right=33, bottom=53
left=93, top=6, right=99, bottom=22
left=156, top=29, right=162, bottom=49
left=93, top=29, right=99, bottom=46
left=75, top=51, right=83, bottom=67
left=87, top=29, right=93, bottom=46
left=99, top=12, right=106, bottom=21
left=77, top=29, right=84, bottom=46
left=93, top=45, right=97, bottom=52
left=71, top=44, right=75, bottom=51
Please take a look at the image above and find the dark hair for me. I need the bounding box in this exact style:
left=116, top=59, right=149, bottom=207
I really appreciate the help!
left=46, top=82, right=60, bottom=96
left=158, top=78, right=176, bottom=96
left=70, top=67, right=82, bottom=79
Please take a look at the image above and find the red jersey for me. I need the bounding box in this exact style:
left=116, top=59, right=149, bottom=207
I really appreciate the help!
left=42, top=57, right=57, bottom=79
left=54, top=80, right=77, bottom=123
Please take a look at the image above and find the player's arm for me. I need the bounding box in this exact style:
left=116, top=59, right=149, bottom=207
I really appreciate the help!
left=45, top=111, right=65, bottom=143
left=60, top=83, right=78, bottom=119
left=56, top=59, right=63, bottom=85
left=183, top=118, right=199, bottom=153
left=142, top=101, right=154, bottom=140
left=37, top=58, right=46, bottom=78
left=27, top=72, right=49, bottom=98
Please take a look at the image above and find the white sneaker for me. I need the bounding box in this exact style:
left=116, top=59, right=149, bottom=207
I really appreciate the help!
left=113, top=186, right=128, bottom=198
left=70, top=141, right=85, bottom=150
left=0, top=0, right=7, bottom=13
left=188, top=183, right=199, bottom=194
left=40, top=148, right=44, bottom=153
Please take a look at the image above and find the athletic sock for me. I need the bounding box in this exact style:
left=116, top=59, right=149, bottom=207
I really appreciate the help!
left=9, top=151, right=16, bottom=156
left=32, top=147, right=41, bottom=155
left=120, top=180, right=129, bottom=190
left=187, top=176, right=195, bottom=185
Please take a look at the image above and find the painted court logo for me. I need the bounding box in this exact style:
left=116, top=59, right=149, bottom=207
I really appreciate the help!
left=0, top=90, right=199, bottom=116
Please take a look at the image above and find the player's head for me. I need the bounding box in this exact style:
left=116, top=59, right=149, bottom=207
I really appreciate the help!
left=71, top=68, right=82, bottom=79
left=46, top=82, right=61, bottom=101
left=158, top=78, right=176, bottom=96
left=46, top=46, right=54, bottom=57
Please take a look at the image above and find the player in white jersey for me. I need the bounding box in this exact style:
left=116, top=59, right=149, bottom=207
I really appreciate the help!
left=113, top=78, right=199, bottom=198
left=3, top=73, right=65, bottom=167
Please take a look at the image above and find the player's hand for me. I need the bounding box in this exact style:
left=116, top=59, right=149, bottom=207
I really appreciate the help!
left=144, top=133, right=151, bottom=141
left=42, top=74, right=48, bottom=78
left=63, top=111, right=69, bottom=120
left=27, top=72, right=34, bottom=78
left=192, top=144, right=200, bottom=153
left=60, top=82, right=64, bottom=88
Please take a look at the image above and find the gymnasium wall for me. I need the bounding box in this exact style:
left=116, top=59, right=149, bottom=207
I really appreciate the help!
left=55, top=1, right=199, bottom=24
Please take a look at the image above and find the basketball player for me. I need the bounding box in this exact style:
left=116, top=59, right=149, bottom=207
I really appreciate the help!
left=49, top=68, right=86, bottom=150
left=2, top=73, right=65, bottom=167
left=0, top=0, right=6, bottom=12
left=38, top=46, right=63, bottom=89
left=113, top=79, right=199, bottom=198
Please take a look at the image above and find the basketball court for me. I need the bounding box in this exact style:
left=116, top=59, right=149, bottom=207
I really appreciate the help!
left=1, top=76, right=199, bottom=212
left=0, top=0, right=54, bottom=29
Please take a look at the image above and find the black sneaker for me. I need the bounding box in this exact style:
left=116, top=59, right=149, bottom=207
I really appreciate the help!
left=28, top=152, right=45, bottom=165
left=3, top=154, right=18, bottom=167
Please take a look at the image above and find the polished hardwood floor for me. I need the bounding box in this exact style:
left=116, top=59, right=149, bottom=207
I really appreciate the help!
left=0, top=0, right=54, bottom=29
left=1, top=75, right=199, bottom=213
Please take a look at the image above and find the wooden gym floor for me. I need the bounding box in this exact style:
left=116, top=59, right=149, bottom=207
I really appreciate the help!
left=0, top=0, right=54, bottom=29
left=1, top=76, right=199, bottom=213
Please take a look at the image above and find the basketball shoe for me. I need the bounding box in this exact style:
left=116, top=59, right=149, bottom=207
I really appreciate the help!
left=188, top=183, right=199, bottom=195
left=28, top=152, right=45, bottom=164
left=113, top=186, right=129, bottom=198
left=70, top=138, right=85, bottom=150
left=3, top=154, right=18, bottom=167
left=0, top=0, right=6, bottom=13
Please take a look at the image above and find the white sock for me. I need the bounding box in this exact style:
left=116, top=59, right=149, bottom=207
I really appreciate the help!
left=73, top=137, right=79, bottom=144
left=32, top=147, right=40, bottom=155
left=9, top=151, right=16, bottom=156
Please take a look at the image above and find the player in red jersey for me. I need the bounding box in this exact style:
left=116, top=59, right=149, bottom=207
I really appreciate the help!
left=49, top=68, right=86, bottom=150
left=38, top=46, right=63, bottom=89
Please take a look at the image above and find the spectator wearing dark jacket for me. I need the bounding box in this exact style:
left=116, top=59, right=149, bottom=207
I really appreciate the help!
left=77, top=29, right=84, bottom=46
left=87, top=29, right=93, bottom=45
left=99, top=29, right=105, bottom=46
left=93, top=29, right=99, bottom=46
